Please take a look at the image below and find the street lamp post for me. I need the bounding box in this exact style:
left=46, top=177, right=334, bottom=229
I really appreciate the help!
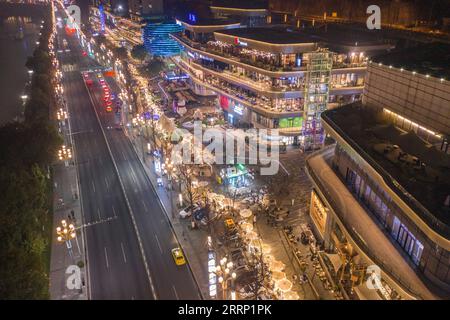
left=27, top=69, right=34, bottom=83
left=164, top=158, right=178, bottom=218
left=58, top=145, right=72, bottom=166
left=57, top=108, right=68, bottom=125
left=20, top=95, right=28, bottom=105
left=56, top=219, right=80, bottom=258
left=215, top=257, right=237, bottom=300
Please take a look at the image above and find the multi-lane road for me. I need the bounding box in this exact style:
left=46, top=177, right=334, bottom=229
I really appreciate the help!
left=56, top=9, right=200, bottom=300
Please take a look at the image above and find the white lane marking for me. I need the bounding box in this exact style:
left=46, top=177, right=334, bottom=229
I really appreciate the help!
left=112, top=205, right=117, bottom=218
left=91, top=180, right=96, bottom=192
left=104, top=247, right=109, bottom=269
left=130, top=168, right=137, bottom=185
left=104, top=177, right=109, bottom=189
left=141, top=200, right=148, bottom=212
left=172, top=285, right=179, bottom=300
left=154, top=234, right=163, bottom=254
left=121, top=150, right=126, bottom=160
left=97, top=207, right=101, bottom=220
left=120, top=242, right=127, bottom=263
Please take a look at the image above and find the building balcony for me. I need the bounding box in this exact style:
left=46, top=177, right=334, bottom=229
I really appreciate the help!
left=172, top=57, right=303, bottom=119
left=173, top=34, right=368, bottom=79
left=184, top=57, right=363, bottom=99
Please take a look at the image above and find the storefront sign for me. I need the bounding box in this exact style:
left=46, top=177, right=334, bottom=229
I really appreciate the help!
left=233, top=104, right=244, bottom=115
left=208, top=251, right=217, bottom=297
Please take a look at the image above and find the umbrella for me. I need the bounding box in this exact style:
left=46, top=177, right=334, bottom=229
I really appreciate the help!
left=240, top=208, right=253, bottom=218
left=245, top=231, right=259, bottom=240
left=222, top=198, right=233, bottom=207
left=271, top=271, right=286, bottom=281
left=214, top=194, right=225, bottom=201
left=240, top=222, right=253, bottom=233
left=276, top=279, right=293, bottom=292
left=197, top=181, right=209, bottom=188
left=270, top=260, right=285, bottom=272
left=261, top=243, right=271, bottom=254
left=283, top=291, right=299, bottom=300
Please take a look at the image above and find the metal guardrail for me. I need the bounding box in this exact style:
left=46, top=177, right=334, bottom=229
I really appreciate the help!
left=321, top=111, right=450, bottom=239
left=305, top=149, right=424, bottom=300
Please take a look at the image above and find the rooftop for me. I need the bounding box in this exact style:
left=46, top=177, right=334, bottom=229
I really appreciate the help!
left=211, top=0, right=268, bottom=10
left=215, top=27, right=317, bottom=44
left=371, top=42, right=450, bottom=79
left=300, top=24, right=394, bottom=52
left=176, top=16, right=240, bottom=27
left=322, top=103, right=450, bottom=235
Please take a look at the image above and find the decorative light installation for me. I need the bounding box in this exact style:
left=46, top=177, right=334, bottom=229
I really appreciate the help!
left=143, top=21, right=184, bottom=57
left=99, top=4, right=106, bottom=34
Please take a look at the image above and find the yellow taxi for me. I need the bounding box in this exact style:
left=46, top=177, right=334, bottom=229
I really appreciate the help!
left=171, top=247, right=186, bottom=266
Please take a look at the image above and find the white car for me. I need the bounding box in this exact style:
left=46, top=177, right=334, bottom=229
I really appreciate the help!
left=179, top=204, right=199, bottom=219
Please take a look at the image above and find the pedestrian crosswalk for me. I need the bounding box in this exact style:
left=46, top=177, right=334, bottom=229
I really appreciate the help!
left=62, top=64, right=77, bottom=72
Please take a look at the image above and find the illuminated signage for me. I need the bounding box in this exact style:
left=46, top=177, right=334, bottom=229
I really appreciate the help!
left=208, top=251, right=217, bottom=297
left=234, top=37, right=248, bottom=47
left=188, top=13, right=197, bottom=23
left=234, top=104, right=244, bottom=115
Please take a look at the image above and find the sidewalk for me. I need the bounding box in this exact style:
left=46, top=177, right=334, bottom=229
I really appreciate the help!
left=49, top=147, right=87, bottom=300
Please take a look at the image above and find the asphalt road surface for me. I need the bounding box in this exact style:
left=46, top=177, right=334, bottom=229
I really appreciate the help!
left=56, top=11, right=200, bottom=300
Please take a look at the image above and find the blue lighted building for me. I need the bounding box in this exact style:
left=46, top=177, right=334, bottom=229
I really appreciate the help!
left=142, top=21, right=184, bottom=57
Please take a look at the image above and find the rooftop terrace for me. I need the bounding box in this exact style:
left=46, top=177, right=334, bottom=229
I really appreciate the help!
left=371, top=42, right=450, bottom=79
left=322, top=103, right=450, bottom=236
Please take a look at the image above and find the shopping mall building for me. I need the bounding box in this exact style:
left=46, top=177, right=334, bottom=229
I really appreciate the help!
left=171, top=16, right=392, bottom=147
left=306, top=43, right=450, bottom=299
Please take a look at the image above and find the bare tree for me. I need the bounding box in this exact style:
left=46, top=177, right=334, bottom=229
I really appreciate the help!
left=177, top=164, right=195, bottom=210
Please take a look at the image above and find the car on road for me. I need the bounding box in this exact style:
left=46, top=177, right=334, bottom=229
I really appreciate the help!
left=86, top=79, right=93, bottom=85
left=171, top=248, right=186, bottom=266
left=97, top=73, right=102, bottom=78
left=106, top=106, right=112, bottom=112
left=179, top=204, right=200, bottom=218
left=105, top=100, right=112, bottom=107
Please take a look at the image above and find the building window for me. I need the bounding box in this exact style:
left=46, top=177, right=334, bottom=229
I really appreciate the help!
left=392, top=216, right=423, bottom=266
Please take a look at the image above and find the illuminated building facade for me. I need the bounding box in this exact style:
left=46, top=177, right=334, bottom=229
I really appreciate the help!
left=306, top=43, right=450, bottom=299
left=143, top=21, right=183, bottom=57
left=171, top=23, right=377, bottom=146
